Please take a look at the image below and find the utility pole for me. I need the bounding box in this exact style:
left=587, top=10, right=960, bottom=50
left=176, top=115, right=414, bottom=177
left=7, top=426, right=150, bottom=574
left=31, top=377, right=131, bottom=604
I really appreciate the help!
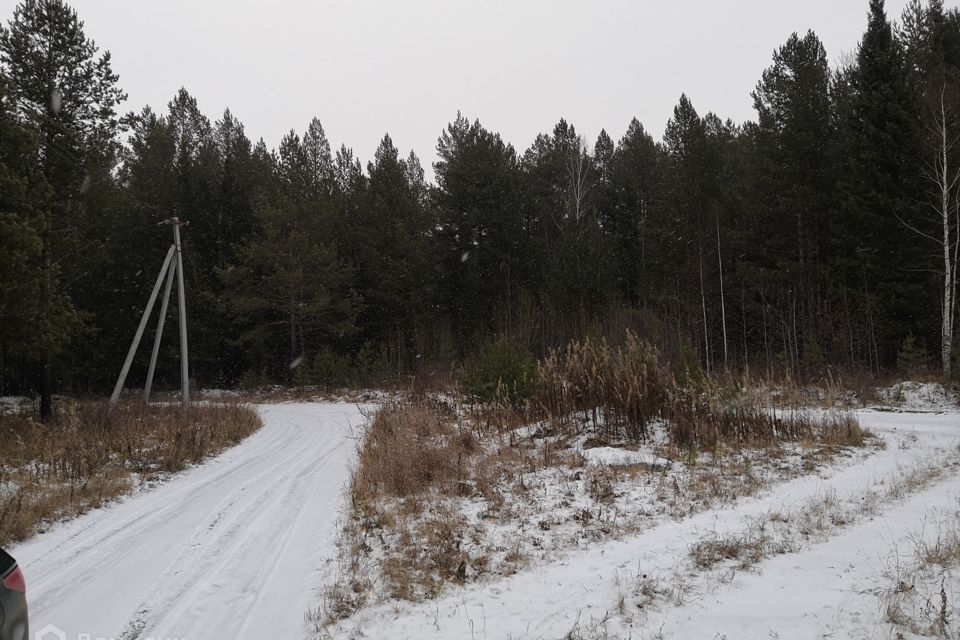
left=171, top=217, right=190, bottom=405
left=110, top=218, right=190, bottom=408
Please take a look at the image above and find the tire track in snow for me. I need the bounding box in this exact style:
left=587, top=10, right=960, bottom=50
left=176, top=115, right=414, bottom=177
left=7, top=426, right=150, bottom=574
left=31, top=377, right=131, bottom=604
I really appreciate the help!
left=121, top=426, right=341, bottom=639
left=23, top=413, right=309, bottom=617
left=21, top=416, right=298, bottom=599
left=11, top=403, right=366, bottom=640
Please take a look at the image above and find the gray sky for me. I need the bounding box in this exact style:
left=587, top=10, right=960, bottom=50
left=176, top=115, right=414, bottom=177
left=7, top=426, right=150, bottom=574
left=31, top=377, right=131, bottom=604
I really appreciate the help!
left=0, top=0, right=945, bottom=180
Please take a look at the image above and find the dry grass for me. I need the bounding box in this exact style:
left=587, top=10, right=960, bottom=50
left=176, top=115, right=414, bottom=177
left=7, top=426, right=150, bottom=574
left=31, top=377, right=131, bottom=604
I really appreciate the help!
left=688, top=519, right=800, bottom=571
left=0, top=400, right=261, bottom=546
left=349, top=399, right=472, bottom=503
left=685, top=455, right=960, bottom=580
left=747, top=368, right=882, bottom=409
left=320, top=337, right=873, bottom=628
left=669, top=405, right=867, bottom=450
left=920, top=527, right=960, bottom=569
left=884, top=507, right=960, bottom=638
left=537, top=333, right=671, bottom=442
left=536, top=333, right=866, bottom=450
left=321, top=399, right=550, bottom=623
left=585, top=465, right=618, bottom=504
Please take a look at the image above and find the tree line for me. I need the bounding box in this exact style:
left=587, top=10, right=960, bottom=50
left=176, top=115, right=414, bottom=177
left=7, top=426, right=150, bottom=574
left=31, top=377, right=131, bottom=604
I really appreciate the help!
left=1, top=0, right=959, bottom=417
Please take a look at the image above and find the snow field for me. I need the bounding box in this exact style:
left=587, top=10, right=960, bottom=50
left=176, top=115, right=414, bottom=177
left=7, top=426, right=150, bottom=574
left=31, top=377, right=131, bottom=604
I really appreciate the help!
left=7, top=396, right=958, bottom=640
left=326, top=410, right=960, bottom=640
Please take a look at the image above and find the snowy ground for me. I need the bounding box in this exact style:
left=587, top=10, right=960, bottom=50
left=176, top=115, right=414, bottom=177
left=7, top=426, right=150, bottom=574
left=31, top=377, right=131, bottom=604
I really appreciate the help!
left=878, top=381, right=959, bottom=412
left=8, top=396, right=959, bottom=640
left=329, top=409, right=960, bottom=640
left=9, top=403, right=366, bottom=640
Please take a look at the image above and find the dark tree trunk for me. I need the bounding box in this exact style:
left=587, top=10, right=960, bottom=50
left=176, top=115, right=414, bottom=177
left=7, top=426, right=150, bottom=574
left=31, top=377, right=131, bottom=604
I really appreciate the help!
left=40, top=357, right=53, bottom=422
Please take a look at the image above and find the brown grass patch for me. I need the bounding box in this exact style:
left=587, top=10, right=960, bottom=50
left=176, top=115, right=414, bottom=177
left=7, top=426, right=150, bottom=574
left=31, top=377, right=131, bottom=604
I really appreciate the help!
left=0, top=400, right=261, bottom=546
left=321, top=337, right=874, bottom=628
left=323, top=399, right=549, bottom=622
left=534, top=333, right=866, bottom=451
left=350, top=399, right=472, bottom=504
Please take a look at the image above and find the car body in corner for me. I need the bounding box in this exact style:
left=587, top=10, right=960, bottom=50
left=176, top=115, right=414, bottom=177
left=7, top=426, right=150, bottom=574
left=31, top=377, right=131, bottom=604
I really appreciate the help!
left=0, top=549, right=27, bottom=640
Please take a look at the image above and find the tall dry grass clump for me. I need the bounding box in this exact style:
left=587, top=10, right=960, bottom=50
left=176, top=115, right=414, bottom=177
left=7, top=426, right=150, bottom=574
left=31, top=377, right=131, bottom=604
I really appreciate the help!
left=535, top=332, right=865, bottom=449
left=350, top=399, right=476, bottom=506
left=0, top=401, right=261, bottom=545
left=537, top=333, right=672, bottom=441
left=667, top=392, right=865, bottom=449
left=326, top=398, right=562, bottom=619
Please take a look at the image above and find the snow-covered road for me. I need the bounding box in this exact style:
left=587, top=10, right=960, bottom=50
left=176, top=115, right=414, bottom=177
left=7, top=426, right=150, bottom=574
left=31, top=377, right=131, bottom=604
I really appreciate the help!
left=10, top=403, right=959, bottom=640
left=11, top=403, right=365, bottom=640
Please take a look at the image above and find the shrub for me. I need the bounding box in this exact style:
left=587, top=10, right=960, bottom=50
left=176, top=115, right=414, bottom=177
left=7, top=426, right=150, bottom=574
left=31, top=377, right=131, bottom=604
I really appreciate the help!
left=673, top=343, right=705, bottom=390
left=897, top=333, right=929, bottom=374
left=311, top=342, right=391, bottom=388
left=312, top=347, right=356, bottom=387
left=459, top=341, right=539, bottom=407
left=802, top=335, right=826, bottom=375
left=239, top=368, right=270, bottom=391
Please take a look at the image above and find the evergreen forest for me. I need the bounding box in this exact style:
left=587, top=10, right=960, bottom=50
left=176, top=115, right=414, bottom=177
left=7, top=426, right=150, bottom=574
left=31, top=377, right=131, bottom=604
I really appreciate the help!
left=2, top=0, right=959, bottom=418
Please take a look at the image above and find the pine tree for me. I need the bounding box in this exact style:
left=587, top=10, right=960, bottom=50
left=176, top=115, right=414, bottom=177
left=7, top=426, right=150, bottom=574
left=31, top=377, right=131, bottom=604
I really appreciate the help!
left=521, top=119, right=606, bottom=314
left=836, top=0, right=927, bottom=369
left=108, top=90, right=253, bottom=387
left=433, top=113, right=527, bottom=349
left=604, top=119, right=660, bottom=304
left=351, top=134, right=436, bottom=369
left=0, top=0, right=126, bottom=418
left=592, top=129, right=615, bottom=195
left=223, top=128, right=357, bottom=378
left=660, top=95, right=717, bottom=367
left=0, top=70, right=55, bottom=393
left=751, top=31, right=835, bottom=361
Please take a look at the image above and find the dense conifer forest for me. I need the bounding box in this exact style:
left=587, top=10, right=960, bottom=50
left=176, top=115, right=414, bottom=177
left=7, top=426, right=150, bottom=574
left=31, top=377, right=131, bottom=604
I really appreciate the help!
left=1, top=0, right=959, bottom=416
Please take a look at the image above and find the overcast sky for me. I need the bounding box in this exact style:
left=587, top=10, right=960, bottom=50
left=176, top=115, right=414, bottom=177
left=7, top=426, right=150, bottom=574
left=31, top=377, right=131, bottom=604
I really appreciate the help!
left=1, top=0, right=950, bottom=181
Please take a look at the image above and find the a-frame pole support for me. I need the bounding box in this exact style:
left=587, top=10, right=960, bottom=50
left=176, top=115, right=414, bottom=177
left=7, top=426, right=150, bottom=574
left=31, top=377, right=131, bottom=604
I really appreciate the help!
left=143, top=255, right=177, bottom=403
left=110, top=244, right=176, bottom=406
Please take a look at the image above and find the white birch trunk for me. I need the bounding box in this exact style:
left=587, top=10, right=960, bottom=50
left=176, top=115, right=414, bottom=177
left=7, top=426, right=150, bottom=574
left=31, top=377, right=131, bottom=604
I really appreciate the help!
left=716, top=214, right=729, bottom=367
left=937, top=87, right=957, bottom=377
left=942, top=93, right=953, bottom=377
left=908, top=83, right=960, bottom=377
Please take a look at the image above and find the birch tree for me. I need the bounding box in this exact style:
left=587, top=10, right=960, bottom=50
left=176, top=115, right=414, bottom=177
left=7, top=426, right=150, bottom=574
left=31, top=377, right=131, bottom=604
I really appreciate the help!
left=565, top=135, right=592, bottom=223
left=914, top=79, right=960, bottom=376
